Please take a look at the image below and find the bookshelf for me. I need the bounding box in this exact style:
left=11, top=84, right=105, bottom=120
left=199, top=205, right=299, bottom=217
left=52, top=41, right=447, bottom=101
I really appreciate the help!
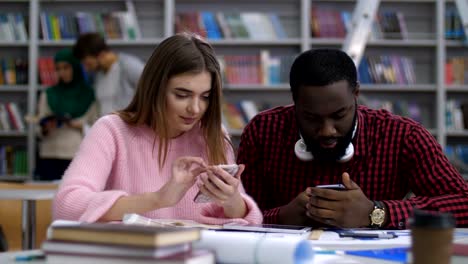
left=0, top=0, right=466, bottom=181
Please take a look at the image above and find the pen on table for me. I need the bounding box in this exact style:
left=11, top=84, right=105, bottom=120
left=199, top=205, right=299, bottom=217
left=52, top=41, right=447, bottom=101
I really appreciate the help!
left=315, top=249, right=338, bottom=255
left=339, top=231, right=398, bottom=239
left=14, top=254, right=46, bottom=262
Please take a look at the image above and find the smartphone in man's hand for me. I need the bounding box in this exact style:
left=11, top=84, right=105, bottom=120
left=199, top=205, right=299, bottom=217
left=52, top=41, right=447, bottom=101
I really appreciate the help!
left=315, top=184, right=346, bottom=191
left=193, top=164, right=240, bottom=203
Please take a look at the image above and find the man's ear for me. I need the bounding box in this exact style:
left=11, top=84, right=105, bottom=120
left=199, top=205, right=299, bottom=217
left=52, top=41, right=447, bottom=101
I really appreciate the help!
left=353, top=81, right=360, bottom=99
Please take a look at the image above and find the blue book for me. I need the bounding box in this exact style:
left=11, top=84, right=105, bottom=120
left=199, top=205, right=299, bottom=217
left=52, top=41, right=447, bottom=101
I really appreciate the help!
left=201, top=12, right=222, bottom=40
left=268, top=13, right=287, bottom=39
left=344, top=247, right=408, bottom=264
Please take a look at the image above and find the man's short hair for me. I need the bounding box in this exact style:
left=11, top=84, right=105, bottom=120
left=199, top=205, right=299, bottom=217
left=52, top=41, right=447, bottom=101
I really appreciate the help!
left=73, top=32, right=109, bottom=59
left=289, top=48, right=358, bottom=100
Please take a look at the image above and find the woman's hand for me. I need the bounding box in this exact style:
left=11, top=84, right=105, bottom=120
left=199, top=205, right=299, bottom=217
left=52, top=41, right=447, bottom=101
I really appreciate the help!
left=158, top=156, right=207, bottom=207
left=41, top=119, right=57, bottom=135
left=67, top=120, right=83, bottom=130
left=198, top=164, right=247, bottom=218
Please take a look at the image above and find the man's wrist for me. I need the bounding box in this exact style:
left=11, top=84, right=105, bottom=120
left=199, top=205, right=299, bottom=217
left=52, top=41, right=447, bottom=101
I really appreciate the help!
left=277, top=205, right=289, bottom=225
left=363, top=200, right=374, bottom=227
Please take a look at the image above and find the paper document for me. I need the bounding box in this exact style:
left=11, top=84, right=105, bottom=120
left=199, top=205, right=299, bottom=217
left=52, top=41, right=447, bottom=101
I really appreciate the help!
left=308, top=230, right=411, bottom=250
left=194, top=230, right=314, bottom=264
left=122, top=213, right=222, bottom=229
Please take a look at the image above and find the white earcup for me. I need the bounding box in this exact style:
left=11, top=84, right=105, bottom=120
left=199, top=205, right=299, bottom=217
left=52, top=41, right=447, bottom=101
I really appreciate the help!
left=294, top=121, right=357, bottom=162
left=294, top=138, right=314, bottom=161
left=338, top=143, right=354, bottom=163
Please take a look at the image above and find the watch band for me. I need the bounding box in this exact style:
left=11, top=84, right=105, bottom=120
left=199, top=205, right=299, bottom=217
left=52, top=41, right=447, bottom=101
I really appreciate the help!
left=374, top=200, right=384, bottom=210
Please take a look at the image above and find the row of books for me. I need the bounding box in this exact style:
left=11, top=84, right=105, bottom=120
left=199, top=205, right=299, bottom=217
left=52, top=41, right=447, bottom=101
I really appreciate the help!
left=40, top=11, right=141, bottom=41
left=0, top=102, right=25, bottom=132
left=446, top=145, right=468, bottom=177
left=0, top=146, right=27, bottom=176
left=219, top=51, right=295, bottom=85
left=365, top=98, right=429, bottom=127
left=222, top=101, right=270, bottom=131
left=222, top=99, right=432, bottom=132
left=0, top=58, right=28, bottom=85
left=358, top=55, right=416, bottom=85
left=446, top=56, right=468, bottom=85
left=38, top=51, right=295, bottom=87
left=44, top=222, right=214, bottom=264
left=446, top=8, right=465, bottom=40
left=446, top=100, right=468, bottom=131
left=175, top=12, right=287, bottom=40
left=0, top=13, right=28, bottom=41
left=311, top=8, right=408, bottom=40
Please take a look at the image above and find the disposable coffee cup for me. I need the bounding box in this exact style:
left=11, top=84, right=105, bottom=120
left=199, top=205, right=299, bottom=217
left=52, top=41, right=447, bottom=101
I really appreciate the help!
left=409, top=209, right=455, bottom=264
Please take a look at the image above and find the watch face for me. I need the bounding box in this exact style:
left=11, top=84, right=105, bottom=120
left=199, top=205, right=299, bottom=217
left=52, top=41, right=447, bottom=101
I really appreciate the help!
left=371, top=208, right=385, bottom=225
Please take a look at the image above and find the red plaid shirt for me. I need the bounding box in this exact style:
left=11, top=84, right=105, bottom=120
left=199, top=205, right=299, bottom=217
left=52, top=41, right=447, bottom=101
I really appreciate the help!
left=238, top=105, right=468, bottom=229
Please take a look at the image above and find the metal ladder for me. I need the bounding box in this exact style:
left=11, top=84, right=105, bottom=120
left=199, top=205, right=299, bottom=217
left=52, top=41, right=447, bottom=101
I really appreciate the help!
left=343, top=0, right=468, bottom=66
left=455, top=0, right=468, bottom=41
left=341, top=0, right=380, bottom=66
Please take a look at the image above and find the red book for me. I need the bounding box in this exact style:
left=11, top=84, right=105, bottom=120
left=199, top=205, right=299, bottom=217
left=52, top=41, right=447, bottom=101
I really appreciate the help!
left=446, top=61, right=453, bottom=85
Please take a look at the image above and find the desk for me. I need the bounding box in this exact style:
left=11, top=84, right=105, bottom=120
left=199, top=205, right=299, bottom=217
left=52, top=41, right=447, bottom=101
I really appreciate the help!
left=0, top=249, right=387, bottom=264
left=2, top=229, right=467, bottom=264
left=0, top=190, right=56, bottom=250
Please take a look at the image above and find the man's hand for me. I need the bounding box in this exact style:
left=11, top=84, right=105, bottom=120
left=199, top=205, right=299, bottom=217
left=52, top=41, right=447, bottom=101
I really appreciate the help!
left=278, top=188, right=313, bottom=226
left=306, top=172, right=374, bottom=228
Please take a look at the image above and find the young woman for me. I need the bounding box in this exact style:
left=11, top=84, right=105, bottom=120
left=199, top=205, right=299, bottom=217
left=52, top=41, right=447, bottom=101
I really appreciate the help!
left=36, top=48, right=97, bottom=181
left=53, top=34, right=263, bottom=225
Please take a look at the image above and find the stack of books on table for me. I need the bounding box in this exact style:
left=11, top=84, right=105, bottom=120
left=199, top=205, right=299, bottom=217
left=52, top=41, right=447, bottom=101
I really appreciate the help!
left=43, top=222, right=215, bottom=264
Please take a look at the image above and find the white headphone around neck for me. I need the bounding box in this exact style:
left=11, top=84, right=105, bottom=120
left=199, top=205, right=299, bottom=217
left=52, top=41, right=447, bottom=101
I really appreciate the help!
left=294, top=122, right=358, bottom=163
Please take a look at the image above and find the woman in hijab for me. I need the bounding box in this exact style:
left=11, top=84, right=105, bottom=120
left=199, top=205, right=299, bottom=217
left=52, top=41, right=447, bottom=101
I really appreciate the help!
left=36, top=48, right=98, bottom=181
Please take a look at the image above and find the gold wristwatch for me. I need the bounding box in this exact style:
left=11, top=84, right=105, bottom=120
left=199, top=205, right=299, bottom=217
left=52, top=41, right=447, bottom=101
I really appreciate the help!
left=369, top=201, right=386, bottom=228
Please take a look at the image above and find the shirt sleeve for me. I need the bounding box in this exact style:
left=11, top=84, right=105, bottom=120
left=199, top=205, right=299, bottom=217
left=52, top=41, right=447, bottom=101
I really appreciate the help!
left=237, top=117, right=281, bottom=224
left=52, top=117, right=129, bottom=222
left=122, top=55, right=144, bottom=89
left=382, top=125, right=468, bottom=229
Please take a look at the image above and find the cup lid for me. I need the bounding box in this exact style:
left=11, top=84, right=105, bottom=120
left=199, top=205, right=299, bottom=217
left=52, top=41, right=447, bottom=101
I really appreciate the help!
left=409, top=209, right=455, bottom=229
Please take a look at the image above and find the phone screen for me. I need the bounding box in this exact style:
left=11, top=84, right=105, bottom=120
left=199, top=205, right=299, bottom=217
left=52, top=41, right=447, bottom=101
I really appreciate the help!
left=315, top=184, right=346, bottom=190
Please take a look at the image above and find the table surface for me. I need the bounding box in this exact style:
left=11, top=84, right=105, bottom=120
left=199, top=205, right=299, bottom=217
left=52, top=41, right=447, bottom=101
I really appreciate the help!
left=0, top=189, right=56, bottom=200
left=0, top=250, right=359, bottom=264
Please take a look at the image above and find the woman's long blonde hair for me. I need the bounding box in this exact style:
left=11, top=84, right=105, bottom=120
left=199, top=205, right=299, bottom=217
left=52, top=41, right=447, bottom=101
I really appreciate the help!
left=118, top=33, right=230, bottom=167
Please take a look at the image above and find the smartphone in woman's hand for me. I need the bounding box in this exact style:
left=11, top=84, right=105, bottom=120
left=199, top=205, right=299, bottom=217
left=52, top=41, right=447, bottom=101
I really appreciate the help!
left=193, top=164, right=239, bottom=203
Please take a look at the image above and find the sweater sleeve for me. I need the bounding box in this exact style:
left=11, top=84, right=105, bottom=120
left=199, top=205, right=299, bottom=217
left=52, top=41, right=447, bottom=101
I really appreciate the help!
left=52, top=117, right=129, bottom=222
left=197, top=133, right=263, bottom=225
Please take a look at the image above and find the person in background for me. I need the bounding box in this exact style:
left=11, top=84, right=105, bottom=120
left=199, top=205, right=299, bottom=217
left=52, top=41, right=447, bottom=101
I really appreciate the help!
left=73, top=32, right=145, bottom=116
left=53, top=33, right=263, bottom=225
left=238, top=48, right=468, bottom=229
left=36, top=48, right=97, bottom=181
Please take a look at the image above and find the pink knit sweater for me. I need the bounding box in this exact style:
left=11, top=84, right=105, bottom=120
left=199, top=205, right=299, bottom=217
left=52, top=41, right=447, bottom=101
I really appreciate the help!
left=53, top=115, right=263, bottom=225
